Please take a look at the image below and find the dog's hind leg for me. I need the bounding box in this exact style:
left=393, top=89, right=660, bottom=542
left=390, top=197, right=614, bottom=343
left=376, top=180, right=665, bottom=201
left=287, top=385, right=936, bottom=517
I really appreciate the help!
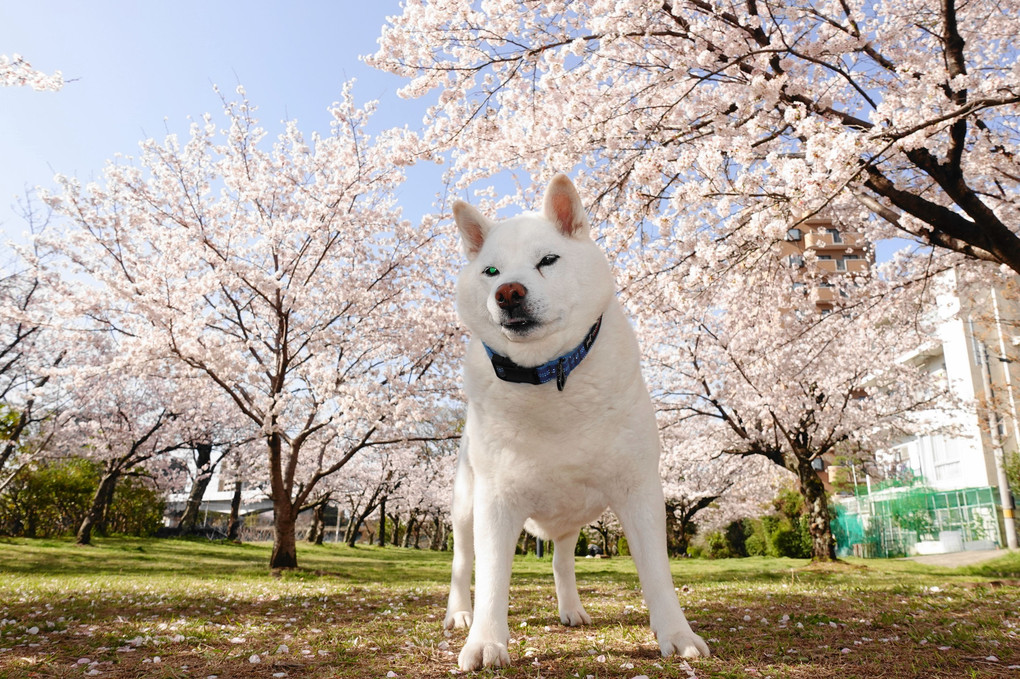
left=444, top=440, right=474, bottom=630
left=612, top=484, right=710, bottom=658
left=553, top=532, right=591, bottom=626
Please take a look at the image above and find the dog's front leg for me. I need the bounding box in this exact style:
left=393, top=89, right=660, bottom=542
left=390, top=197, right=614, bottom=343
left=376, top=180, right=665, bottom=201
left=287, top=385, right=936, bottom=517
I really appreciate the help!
left=445, top=441, right=475, bottom=629
left=612, top=486, right=710, bottom=659
left=457, top=489, right=522, bottom=671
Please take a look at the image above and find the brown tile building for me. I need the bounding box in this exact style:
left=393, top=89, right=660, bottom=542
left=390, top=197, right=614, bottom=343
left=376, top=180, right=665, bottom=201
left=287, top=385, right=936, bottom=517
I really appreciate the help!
left=780, top=217, right=870, bottom=314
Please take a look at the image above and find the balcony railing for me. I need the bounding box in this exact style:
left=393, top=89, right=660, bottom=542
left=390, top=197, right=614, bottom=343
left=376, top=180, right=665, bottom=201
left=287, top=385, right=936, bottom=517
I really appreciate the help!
left=815, top=258, right=870, bottom=274
left=810, top=286, right=835, bottom=303
left=805, top=231, right=866, bottom=250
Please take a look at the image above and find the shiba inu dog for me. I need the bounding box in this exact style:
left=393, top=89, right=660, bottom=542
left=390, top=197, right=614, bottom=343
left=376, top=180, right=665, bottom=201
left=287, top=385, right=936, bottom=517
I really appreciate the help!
left=446, top=174, right=710, bottom=671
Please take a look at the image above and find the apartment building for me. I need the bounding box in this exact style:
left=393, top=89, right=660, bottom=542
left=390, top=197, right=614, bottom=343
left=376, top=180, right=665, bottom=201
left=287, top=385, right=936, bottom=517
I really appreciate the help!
left=780, top=217, right=870, bottom=312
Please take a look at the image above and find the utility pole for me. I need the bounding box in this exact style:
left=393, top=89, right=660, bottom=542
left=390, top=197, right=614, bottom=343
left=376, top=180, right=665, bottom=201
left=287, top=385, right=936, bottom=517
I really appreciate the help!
left=973, top=316, right=1018, bottom=550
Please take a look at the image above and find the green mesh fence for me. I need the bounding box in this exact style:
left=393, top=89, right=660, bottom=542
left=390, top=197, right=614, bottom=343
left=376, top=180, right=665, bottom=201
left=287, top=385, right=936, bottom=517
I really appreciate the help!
left=832, top=479, right=1003, bottom=558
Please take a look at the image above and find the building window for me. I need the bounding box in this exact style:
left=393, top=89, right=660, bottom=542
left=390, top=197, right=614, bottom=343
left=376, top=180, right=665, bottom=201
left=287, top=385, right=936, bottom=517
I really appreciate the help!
left=837, top=259, right=847, bottom=271
left=827, top=228, right=843, bottom=244
left=818, top=254, right=833, bottom=260
left=786, top=228, right=802, bottom=241
left=928, top=436, right=961, bottom=482
left=888, top=442, right=915, bottom=480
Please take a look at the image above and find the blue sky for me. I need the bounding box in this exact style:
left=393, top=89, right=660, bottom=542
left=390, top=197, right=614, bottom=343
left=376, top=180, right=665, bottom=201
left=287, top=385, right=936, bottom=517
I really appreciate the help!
left=1, top=2, right=912, bottom=261
left=0, top=1, right=434, bottom=243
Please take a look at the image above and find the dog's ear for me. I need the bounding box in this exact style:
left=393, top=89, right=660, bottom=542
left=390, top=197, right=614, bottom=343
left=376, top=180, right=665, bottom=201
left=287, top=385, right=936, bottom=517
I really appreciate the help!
left=452, top=200, right=492, bottom=260
left=543, top=174, right=589, bottom=239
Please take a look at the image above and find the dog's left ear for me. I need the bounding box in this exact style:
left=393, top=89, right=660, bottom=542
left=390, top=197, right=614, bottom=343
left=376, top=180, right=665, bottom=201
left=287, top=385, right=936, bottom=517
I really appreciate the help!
left=543, top=174, right=589, bottom=239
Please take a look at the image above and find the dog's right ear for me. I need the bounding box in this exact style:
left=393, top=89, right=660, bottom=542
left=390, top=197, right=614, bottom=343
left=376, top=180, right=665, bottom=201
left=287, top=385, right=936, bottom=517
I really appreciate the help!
left=452, top=200, right=492, bottom=260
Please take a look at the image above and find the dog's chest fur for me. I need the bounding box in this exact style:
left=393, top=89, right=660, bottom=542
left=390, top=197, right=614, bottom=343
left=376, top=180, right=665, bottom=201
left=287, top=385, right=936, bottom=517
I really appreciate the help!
left=461, top=303, right=658, bottom=537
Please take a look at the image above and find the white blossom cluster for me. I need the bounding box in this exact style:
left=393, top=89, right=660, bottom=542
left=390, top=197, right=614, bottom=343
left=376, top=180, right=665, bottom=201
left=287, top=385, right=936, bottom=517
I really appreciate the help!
left=0, top=53, right=63, bottom=91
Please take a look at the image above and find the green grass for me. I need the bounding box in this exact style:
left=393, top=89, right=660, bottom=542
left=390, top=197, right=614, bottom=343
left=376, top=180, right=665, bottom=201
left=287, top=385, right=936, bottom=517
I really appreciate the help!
left=0, top=538, right=1018, bottom=678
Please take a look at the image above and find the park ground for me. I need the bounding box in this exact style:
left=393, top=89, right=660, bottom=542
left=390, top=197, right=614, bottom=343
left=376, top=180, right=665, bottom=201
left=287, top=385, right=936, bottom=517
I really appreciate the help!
left=0, top=539, right=1018, bottom=679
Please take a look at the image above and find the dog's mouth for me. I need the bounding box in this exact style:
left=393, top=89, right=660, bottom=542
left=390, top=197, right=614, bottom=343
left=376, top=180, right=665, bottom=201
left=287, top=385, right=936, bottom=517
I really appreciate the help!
left=500, top=313, right=541, bottom=337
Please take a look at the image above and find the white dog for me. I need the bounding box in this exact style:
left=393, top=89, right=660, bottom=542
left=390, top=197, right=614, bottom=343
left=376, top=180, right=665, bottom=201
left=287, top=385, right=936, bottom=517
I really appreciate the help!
left=445, top=174, right=710, bottom=671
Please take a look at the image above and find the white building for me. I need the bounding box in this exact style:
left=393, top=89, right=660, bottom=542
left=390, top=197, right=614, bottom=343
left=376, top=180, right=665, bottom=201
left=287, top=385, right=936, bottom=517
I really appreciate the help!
left=836, top=269, right=1019, bottom=556
left=890, top=270, right=1019, bottom=490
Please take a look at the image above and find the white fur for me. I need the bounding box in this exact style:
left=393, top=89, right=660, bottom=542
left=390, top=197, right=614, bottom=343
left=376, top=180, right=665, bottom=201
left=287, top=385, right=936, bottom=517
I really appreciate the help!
left=446, top=175, right=710, bottom=671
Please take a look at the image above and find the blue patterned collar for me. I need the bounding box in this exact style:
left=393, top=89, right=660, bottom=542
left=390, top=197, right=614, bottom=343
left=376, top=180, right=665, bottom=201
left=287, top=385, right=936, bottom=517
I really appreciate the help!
left=483, top=316, right=603, bottom=392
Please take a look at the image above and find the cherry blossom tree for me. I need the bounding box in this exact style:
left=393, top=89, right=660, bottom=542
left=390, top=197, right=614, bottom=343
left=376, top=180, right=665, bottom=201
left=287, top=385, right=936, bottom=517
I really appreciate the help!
left=0, top=54, right=62, bottom=91
left=174, top=391, right=258, bottom=536
left=658, top=432, right=776, bottom=556
left=39, top=85, right=459, bottom=568
left=371, top=0, right=1020, bottom=275
left=337, top=451, right=403, bottom=547
left=381, top=428, right=459, bottom=549
left=372, top=0, right=975, bottom=561
left=37, top=331, right=194, bottom=546
left=0, top=262, right=53, bottom=488
left=644, top=254, right=951, bottom=560
left=1, top=206, right=67, bottom=492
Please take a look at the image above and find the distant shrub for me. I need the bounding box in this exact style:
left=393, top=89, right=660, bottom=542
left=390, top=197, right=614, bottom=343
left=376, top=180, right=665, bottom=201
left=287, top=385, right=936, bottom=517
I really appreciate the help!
left=704, top=531, right=731, bottom=559
left=106, top=477, right=165, bottom=537
left=0, top=458, right=98, bottom=537
left=701, top=489, right=815, bottom=559
left=0, top=458, right=164, bottom=538
left=771, top=521, right=811, bottom=558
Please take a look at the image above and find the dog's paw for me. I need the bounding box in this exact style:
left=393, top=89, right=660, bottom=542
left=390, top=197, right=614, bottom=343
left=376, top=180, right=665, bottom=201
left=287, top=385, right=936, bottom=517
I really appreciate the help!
left=559, top=605, right=592, bottom=627
left=444, top=610, right=472, bottom=630
left=658, top=629, right=710, bottom=658
left=458, top=639, right=510, bottom=671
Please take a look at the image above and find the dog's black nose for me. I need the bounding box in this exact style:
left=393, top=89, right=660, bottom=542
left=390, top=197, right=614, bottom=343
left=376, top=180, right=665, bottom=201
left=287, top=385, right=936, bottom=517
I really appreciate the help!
left=495, top=282, right=527, bottom=310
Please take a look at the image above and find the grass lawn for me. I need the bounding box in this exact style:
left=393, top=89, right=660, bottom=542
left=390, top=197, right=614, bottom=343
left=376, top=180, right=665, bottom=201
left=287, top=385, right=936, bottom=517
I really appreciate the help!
left=0, top=538, right=1018, bottom=678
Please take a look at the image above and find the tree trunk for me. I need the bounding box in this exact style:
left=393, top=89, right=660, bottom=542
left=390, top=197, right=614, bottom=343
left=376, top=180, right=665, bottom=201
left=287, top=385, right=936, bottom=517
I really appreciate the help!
left=347, top=506, right=374, bottom=547
left=402, top=515, right=417, bottom=548
left=344, top=509, right=358, bottom=545
left=25, top=508, right=37, bottom=539
left=429, top=514, right=444, bottom=551
left=314, top=510, right=326, bottom=546
left=267, top=432, right=299, bottom=569
left=595, top=525, right=611, bottom=556
left=95, top=470, right=118, bottom=536
left=665, top=503, right=680, bottom=556
left=794, top=454, right=837, bottom=561
left=390, top=513, right=401, bottom=546
left=270, top=504, right=298, bottom=569
left=346, top=518, right=362, bottom=547
left=226, top=479, right=243, bottom=541
left=177, top=443, right=215, bottom=535
left=377, top=497, right=387, bottom=547
left=307, top=502, right=326, bottom=544
left=77, top=471, right=119, bottom=546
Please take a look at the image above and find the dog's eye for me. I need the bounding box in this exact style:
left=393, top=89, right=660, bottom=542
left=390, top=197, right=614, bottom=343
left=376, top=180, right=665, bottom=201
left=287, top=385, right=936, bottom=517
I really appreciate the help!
left=537, top=254, right=559, bottom=269
left=482, top=266, right=499, bottom=277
